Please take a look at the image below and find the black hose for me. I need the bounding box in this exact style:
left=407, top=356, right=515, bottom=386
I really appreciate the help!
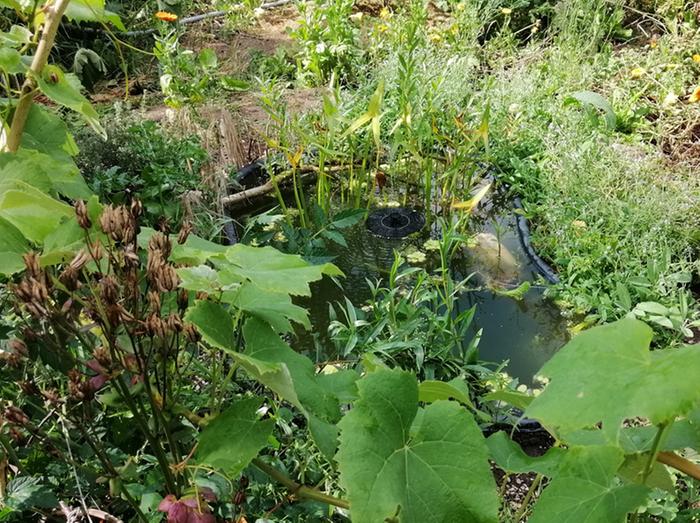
left=68, top=0, right=295, bottom=37
left=513, top=197, right=560, bottom=284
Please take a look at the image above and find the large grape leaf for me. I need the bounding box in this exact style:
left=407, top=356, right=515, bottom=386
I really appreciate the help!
left=529, top=446, right=649, bottom=523
left=196, top=397, right=273, bottom=476
left=336, top=369, right=499, bottom=523
left=64, top=0, right=125, bottom=30
left=0, top=149, right=90, bottom=200
left=526, top=318, right=700, bottom=436
left=486, top=432, right=565, bottom=476
left=0, top=216, right=29, bottom=275
left=225, top=284, right=311, bottom=332
left=35, top=66, right=104, bottom=137
left=21, top=105, right=79, bottom=164
left=224, top=244, right=343, bottom=296
left=0, top=181, right=71, bottom=242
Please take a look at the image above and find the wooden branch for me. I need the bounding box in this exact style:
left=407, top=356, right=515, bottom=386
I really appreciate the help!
left=657, top=451, right=700, bottom=481
left=6, top=0, right=71, bottom=152
left=221, top=164, right=349, bottom=208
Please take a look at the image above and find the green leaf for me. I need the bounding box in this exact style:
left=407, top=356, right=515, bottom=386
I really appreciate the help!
left=418, top=379, right=474, bottom=408
left=0, top=149, right=90, bottom=200
left=565, top=90, right=617, bottom=130
left=0, top=182, right=72, bottom=242
left=526, top=318, right=700, bottom=437
left=186, top=301, right=302, bottom=411
left=529, top=446, right=649, bottom=523
left=185, top=300, right=236, bottom=351
left=35, top=66, right=104, bottom=137
left=337, top=369, right=499, bottom=523
left=0, top=25, right=31, bottom=48
left=64, top=0, right=125, bottom=30
left=484, top=389, right=534, bottom=410
left=486, top=432, right=564, bottom=476
left=196, top=397, right=273, bottom=475
left=225, top=283, right=310, bottom=332
left=198, top=48, right=218, bottom=69
left=21, top=104, right=80, bottom=164
left=617, top=453, right=674, bottom=492
left=0, top=216, right=29, bottom=275
left=243, top=318, right=340, bottom=421
left=0, top=47, right=23, bottom=74
left=224, top=244, right=343, bottom=296
left=5, top=477, right=58, bottom=511
left=220, top=77, right=250, bottom=92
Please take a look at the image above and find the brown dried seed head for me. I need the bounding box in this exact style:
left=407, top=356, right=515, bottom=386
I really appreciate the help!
left=183, top=323, right=201, bottom=343
left=74, top=200, right=92, bottom=229
left=166, top=313, right=183, bottom=332
left=8, top=339, right=28, bottom=357
left=59, top=266, right=80, bottom=291
left=147, top=291, right=161, bottom=313
left=130, top=199, right=143, bottom=219
left=100, top=276, right=119, bottom=305
left=93, top=346, right=112, bottom=367
left=22, top=252, right=41, bottom=278
left=4, top=406, right=29, bottom=425
left=156, top=265, right=179, bottom=293
left=177, top=222, right=193, bottom=245
left=145, top=314, right=169, bottom=338
left=177, top=289, right=189, bottom=311
left=69, top=250, right=90, bottom=271
left=148, top=232, right=172, bottom=258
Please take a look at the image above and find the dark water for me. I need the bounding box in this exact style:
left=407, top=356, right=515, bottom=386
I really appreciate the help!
left=295, top=212, right=569, bottom=385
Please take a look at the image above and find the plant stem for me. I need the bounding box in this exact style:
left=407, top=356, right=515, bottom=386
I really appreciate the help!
left=6, top=0, right=71, bottom=152
left=642, top=421, right=671, bottom=484
left=252, top=458, right=350, bottom=510
left=513, top=473, right=542, bottom=522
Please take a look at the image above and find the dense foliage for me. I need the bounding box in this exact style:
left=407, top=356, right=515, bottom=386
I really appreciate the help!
left=1, top=0, right=700, bottom=522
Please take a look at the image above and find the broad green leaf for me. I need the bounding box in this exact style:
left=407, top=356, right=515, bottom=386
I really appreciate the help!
left=243, top=318, right=339, bottom=421
left=0, top=25, right=31, bottom=47
left=0, top=182, right=72, bottom=242
left=486, top=432, right=564, bottom=476
left=224, top=244, right=342, bottom=296
left=4, top=477, right=58, bottom=511
left=65, top=0, right=125, bottom=30
left=224, top=284, right=310, bottom=332
left=484, top=389, right=534, bottom=410
left=617, top=453, right=674, bottom=492
left=196, top=397, right=273, bottom=475
left=317, top=369, right=359, bottom=403
left=21, top=105, right=80, bottom=164
left=177, top=265, right=221, bottom=294
left=185, top=301, right=301, bottom=410
left=418, top=379, right=474, bottom=408
left=185, top=300, right=236, bottom=352
left=526, top=319, right=700, bottom=436
left=0, top=47, right=23, bottom=74
left=565, top=90, right=617, bottom=130
left=529, top=446, right=649, bottom=523
left=0, top=149, right=90, bottom=200
left=35, top=66, right=104, bottom=137
left=0, top=216, right=29, bottom=275
left=337, top=369, right=499, bottom=523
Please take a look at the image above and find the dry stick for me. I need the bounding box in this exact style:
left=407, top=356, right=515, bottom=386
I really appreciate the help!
left=252, top=458, right=350, bottom=510
left=657, top=452, right=700, bottom=481
left=221, top=165, right=349, bottom=207
left=5, top=0, right=72, bottom=152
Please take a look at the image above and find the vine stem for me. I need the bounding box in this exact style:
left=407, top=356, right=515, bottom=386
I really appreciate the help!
left=252, top=458, right=350, bottom=510
left=631, top=421, right=672, bottom=523
left=6, top=0, right=71, bottom=152
left=513, top=473, right=542, bottom=522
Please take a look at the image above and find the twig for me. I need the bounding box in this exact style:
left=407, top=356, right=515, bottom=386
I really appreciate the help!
left=252, top=458, right=349, bottom=510
left=657, top=452, right=700, bottom=481
left=6, top=0, right=71, bottom=152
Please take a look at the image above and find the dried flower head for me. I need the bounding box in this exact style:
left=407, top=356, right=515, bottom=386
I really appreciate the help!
left=100, top=205, right=136, bottom=244
left=177, top=221, right=193, bottom=245
left=74, top=200, right=92, bottom=229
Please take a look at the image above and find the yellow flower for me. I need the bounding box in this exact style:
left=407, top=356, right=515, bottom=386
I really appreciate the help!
left=630, top=67, right=646, bottom=79
left=429, top=32, right=442, bottom=43
left=692, top=54, right=700, bottom=63
left=379, top=7, right=391, bottom=19
left=688, top=86, right=700, bottom=103
left=377, top=23, right=388, bottom=33
left=572, top=220, right=587, bottom=229
left=155, top=10, right=178, bottom=22
left=649, top=36, right=658, bottom=49
left=501, top=7, right=512, bottom=15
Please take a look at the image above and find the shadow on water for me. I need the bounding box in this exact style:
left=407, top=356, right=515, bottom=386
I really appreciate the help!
left=295, top=210, right=569, bottom=385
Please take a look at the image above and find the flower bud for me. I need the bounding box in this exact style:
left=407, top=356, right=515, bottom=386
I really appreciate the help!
left=74, top=200, right=92, bottom=229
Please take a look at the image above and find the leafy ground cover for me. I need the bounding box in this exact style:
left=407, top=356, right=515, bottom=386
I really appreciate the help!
left=1, top=0, right=700, bottom=522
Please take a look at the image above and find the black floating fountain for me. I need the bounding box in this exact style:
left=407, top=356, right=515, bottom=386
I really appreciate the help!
left=366, top=207, right=426, bottom=239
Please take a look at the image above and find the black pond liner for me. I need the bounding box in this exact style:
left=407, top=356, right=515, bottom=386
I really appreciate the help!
left=365, top=207, right=426, bottom=239
left=513, top=197, right=560, bottom=285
